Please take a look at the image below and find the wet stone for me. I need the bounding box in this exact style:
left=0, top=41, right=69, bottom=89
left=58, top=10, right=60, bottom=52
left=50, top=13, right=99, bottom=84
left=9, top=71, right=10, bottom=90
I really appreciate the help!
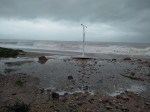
left=39, top=88, right=44, bottom=93
left=145, top=102, right=150, bottom=105
left=85, top=108, right=92, bottom=112
left=52, top=92, right=59, bottom=99
left=78, top=102, right=83, bottom=106
left=12, top=93, right=16, bottom=95
left=106, top=105, right=112, bottom=109
left=115, top=105, right=119, bottom=109
left=121, top=106, right=129, bottom=112
left=122, top=96, right=129, bottom=101
left=102, top=98, right=109, bottom=104
left=68, top=75, right=73, bottom=80
left=123, top=57, right=131, bottom=61
left=116, top=95, right=121, bottom=99
left=62, top=97, right=67, bottom=103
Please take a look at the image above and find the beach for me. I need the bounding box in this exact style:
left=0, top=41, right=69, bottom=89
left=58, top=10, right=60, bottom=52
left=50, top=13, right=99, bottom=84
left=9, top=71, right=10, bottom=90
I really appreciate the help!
left=0, top=48, right=150, bottom=112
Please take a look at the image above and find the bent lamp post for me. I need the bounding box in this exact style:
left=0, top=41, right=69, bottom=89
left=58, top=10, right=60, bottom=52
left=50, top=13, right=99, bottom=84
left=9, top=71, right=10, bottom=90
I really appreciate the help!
left=81, top=24, right=87, bottom=56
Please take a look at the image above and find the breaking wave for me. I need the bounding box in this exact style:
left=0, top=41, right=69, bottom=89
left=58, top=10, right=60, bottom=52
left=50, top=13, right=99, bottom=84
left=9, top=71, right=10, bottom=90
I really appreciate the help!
left=0, top=40, right=150, bottom=56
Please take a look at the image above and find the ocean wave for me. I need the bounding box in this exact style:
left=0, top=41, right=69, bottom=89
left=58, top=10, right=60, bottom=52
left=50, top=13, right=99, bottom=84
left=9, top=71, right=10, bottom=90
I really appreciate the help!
left=0, top=40, right=149, bottom=56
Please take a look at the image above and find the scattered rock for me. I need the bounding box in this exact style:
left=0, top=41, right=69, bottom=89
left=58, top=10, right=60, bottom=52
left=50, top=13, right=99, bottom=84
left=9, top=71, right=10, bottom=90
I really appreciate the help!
left=68, top=75, right=73, bottom=80
left=130, top=72, right=135, bottom=76
left=62, top=97, right=67, bottom=103
left=116, top=95, right=121, bottom=99
left=46, top=89, right=51, bottom=94
left=122, top=96, right=129, bottom=101
left=78, top=102, right=83, bottom=106
left=145, top=102, right=150, bottom=105
left=12, top=92, right=16, bottom=95
left=85, top=108, right=92, bottom=112
left=112, top=59, right=116, bottom=61
left=68, top=85, right=74, bottom=89
left=137, top=59, right=142, bottom=61
left=121, top=106, right=129, bottom=112
left=106, top=105, right=112, bottom=109
left=115, top=105, right=119, bottom=109
left=102, top=98, right=109, bottom=103
left=39, top=88, right=44, bottom=93
left=52, top=92, right=59, bottom=99
left=123, top=57, right=131, bottom=61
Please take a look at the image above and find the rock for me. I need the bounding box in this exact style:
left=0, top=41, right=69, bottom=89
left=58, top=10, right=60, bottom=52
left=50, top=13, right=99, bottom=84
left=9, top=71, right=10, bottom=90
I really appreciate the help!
left=39, top=56, right=47, bottom=61
left=52, top=92, right=59, bottom=99
left=77, top=102, right=83, bottom=106
left=123, top=57, right=131, bottom=61
left=116, top=95, right=121, bottom=99
left=115, top=105, right=119, bottom=109
left=62, top=97, right=67, bottom=103
left=118, top=103, right=122, bottom=106
left=121, top=106, right=129, bottom=112
left=68, top=75, right=73, bottom=80
left=47, top=89, right=51, bottom=94
left=145, top=102, right=150, bottom=105
left=137, top=59, right=142, bottom=61
left=12, top=93, right=16, bottom=95
left=38, top=56, right=48, bottom=64
left=9, top=97, right=12, bottom=100
left=39, top=88, right=44, bottom=93
left=85, top=108, right=92, bottom=112
left=64, top=92, right=68, bottom=96
left=102, top=98, right=109, bottom=103
left=112, top=59, right=116, bottom=61
left=68, top=85, right=74, bottom=89
left=130, top=72, right=135, bottom=76
left=106, top=105, right=112, bottom=109
left=122, top=96, right=129, bottom=101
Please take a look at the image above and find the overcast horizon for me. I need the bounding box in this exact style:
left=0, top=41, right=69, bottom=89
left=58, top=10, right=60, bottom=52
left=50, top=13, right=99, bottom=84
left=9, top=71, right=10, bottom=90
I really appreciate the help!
left=0, top=0, right=150, bottom=43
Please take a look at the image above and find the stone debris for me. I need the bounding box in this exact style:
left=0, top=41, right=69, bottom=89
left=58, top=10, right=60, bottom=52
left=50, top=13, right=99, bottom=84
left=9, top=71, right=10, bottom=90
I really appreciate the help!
left=39, top=88, right=44, bottom=93
left=123, top=57, right=131, bottom=61
left=85, top=108, right=92, bottom=112
left=106, top=105, right=112, bottom=109
left=68, top=75, right=73, bottom=80
left=52, top=92, right=59, bottom=99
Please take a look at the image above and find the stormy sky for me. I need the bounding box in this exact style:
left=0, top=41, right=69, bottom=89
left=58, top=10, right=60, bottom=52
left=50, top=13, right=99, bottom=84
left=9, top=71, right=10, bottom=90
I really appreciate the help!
left=0, top=0, right=150, bottom=43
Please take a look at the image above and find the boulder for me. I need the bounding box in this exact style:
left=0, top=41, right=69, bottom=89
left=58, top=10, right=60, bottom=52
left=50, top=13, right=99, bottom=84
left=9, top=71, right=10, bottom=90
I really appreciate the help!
left=38, top=56, right=48, bottom=64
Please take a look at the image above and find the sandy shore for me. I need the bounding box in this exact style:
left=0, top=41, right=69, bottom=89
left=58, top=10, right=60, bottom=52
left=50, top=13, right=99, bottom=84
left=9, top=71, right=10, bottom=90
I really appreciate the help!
left=18, top=51, right=55, bottom=58
left=0, top=51, right=150, bottom=112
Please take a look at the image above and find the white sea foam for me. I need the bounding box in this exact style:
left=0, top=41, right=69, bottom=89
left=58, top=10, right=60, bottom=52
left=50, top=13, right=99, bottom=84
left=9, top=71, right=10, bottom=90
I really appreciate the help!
left=0, top=40, right=149, bottom=56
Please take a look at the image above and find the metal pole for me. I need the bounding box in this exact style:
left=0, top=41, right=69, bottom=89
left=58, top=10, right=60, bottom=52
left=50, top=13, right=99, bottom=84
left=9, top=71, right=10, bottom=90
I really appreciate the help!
left=81, top=24, right=87, bottom=56
left=83, top=25, right=85, bottom=56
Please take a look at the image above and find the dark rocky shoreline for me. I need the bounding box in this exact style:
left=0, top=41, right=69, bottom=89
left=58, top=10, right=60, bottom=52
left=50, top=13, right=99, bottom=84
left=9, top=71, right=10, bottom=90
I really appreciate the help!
left=0, top=48, right=150, bottom=112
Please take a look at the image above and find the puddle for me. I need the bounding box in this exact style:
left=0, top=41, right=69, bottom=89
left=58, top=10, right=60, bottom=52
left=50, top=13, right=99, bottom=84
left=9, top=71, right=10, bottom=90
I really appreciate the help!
left=0, top=56, right=150, bottom=97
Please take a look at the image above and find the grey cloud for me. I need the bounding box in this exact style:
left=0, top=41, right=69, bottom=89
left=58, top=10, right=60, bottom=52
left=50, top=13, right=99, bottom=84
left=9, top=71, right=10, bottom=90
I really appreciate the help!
left=0, top=0, right=150, bottom=43
left=0, top=0, right=149, bottom=22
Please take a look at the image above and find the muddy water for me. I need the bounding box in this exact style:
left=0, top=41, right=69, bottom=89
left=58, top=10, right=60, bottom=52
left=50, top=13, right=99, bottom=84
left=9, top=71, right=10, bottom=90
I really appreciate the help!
left=0, top=56, right=150, bottom=98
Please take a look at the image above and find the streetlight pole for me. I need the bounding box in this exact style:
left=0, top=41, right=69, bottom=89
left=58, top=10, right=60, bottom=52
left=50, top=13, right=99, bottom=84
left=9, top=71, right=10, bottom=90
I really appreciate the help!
left=81, top=24, right=87, bottom=56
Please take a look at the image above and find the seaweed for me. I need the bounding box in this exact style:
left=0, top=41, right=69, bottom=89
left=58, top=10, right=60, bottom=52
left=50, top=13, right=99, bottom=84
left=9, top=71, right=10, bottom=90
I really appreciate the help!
left=15, top=79, right=24, bottom=87
left=0, top=47, right=23, bottom=58
left=4, top=68, right=13, bottom=74
left=1, top=100, right=30, bottom=112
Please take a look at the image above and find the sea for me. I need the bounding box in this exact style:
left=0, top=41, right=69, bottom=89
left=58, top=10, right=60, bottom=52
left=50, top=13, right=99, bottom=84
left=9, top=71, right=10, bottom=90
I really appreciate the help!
left=0, top=39, right=150, bottom=57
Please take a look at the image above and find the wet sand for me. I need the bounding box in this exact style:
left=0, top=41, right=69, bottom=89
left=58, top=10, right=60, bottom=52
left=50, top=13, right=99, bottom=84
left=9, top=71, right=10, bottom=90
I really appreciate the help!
left=0, top=51, right=150, bottom=112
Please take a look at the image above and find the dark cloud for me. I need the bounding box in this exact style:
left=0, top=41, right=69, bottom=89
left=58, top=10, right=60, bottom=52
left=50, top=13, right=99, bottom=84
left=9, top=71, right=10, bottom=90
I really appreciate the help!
left=0, top=0, right=149, bottom=22
left=0, top=0, right=150, bottom=43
